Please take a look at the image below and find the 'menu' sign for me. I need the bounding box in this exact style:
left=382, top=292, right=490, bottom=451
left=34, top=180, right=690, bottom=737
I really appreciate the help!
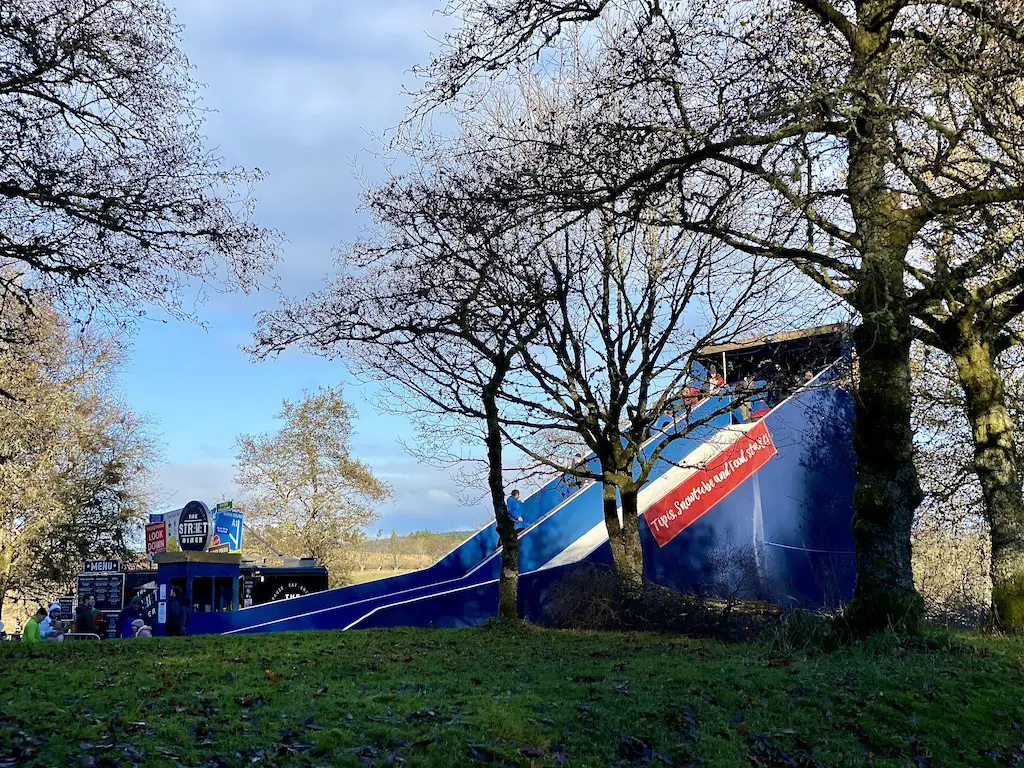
left=643, top=420, right=778, bottom=547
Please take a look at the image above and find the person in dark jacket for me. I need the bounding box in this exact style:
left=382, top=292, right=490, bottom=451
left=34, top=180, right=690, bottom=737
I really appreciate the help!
left=75, top=595, right=98, bottom=633
left=117, top=595, right=144, bottom=638
left=167, top=587, right=187, bottom=636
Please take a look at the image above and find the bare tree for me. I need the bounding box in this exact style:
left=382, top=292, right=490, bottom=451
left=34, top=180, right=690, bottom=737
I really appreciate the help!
left=253, top=158, right=543, bottom=620
left=912, top=336, right=1024, bottom=626
left=490, top=211, right=807, bottom=595
left=0, top=0, right=278, bottom=343
left=411, top=0, right=1024, bottom=634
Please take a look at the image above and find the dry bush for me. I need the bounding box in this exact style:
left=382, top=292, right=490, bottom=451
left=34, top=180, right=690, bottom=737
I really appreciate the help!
left=761, top=608, right=844, bottom=655
left=912, top=525, right=990, bottom=628
left=543, top=564, right=621, bottom=630
left=542, top=560, right=781, bottom=642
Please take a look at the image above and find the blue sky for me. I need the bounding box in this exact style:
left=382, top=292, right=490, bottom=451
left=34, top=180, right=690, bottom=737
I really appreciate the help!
left=119, top=0, right=492, bottom=533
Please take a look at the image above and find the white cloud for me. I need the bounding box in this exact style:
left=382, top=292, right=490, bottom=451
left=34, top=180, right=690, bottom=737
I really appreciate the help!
left=425, top=488, right=456, bottom=505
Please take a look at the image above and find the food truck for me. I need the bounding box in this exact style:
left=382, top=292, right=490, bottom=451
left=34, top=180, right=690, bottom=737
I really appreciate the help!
left=72, top=500, right=328, bottom=636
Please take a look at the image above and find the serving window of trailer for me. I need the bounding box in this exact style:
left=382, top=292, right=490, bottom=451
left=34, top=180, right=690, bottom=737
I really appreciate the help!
left=190, top=575, right=238, bottom=612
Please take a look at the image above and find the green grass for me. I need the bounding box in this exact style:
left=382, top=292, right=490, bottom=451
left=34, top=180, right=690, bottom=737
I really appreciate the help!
left=1, top=626, right=1023, bottom=766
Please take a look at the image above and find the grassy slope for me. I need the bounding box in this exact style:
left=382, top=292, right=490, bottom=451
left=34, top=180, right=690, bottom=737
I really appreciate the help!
left=1, top=627, right=1023, bottom=767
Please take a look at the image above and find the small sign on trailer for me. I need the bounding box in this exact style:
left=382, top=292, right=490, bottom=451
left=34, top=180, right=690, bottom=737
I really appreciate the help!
left=83, top=559, right=121, bottom=573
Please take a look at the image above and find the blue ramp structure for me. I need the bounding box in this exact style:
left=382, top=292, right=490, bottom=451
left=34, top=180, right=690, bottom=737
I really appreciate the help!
left=179, top=324, right=856, bottom=636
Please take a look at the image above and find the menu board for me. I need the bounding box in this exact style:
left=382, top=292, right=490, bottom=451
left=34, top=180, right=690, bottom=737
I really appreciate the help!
left=57, top=595, right=75, bottom=620
left=102, top=612, right=120, bottom=639
left=77, top=572, right=125, bottom=613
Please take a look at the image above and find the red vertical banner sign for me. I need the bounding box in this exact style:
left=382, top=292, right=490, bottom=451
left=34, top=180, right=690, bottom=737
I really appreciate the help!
left=145, top=521, right=167, bottom=555
left=644, top=421, right=778, bottom=547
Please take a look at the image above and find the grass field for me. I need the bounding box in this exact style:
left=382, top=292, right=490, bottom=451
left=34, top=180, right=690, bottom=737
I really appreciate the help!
left=1, top=626, right=1023, bottom=767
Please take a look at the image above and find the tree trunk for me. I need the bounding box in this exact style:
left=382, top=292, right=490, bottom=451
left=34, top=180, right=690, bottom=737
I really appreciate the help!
left=601, top=480, right=644, bottom=598
left=843, top=24, right=924, bottom=635
left=951, top=331, right=1024, bottom=631
left=483, top=386, right=519, bottom=622
left=601, top=480, right=626, bottom=569
left=619, top=488, right=645, bottom=597
left=844, top=316, right=924, bottom=634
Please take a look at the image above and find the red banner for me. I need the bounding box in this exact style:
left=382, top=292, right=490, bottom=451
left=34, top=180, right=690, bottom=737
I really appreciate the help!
left=145, top=521, right=167, bottom=555
left=644, top=420, right=778, bottom=547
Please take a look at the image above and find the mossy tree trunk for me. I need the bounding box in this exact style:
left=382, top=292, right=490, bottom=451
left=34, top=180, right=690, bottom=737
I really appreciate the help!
left=843, top=18, right=923, bottom=634
left=600, top=456, right=645, bottom=599
left=618, top=486, right=645, bottom=598
left=951, top=328, right=1024, bottom=631
left=845, top=317, right=924, bottom=633
left=601, top=480, right=626, bottom=575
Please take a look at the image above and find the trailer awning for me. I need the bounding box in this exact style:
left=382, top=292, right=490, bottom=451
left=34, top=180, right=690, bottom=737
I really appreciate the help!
left=696, top=323, right=851, bottom=383
left=697, top=323, right=849, bottom=357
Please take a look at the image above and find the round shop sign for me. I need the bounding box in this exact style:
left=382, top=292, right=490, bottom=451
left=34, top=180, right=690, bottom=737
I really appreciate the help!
left=271, top=582, right=311, bottom=601
left=178, top=500, right=211, bottom=551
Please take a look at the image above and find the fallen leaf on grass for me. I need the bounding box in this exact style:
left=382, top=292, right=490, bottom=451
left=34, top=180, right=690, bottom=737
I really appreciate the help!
left=264, top=669, right=281, bottom=683
left=117, top=743, right=144, bottom=761
left=468, top=742, right=499, bottom=762
left=408, top=709, right=452, bottom=723
left=666, top=705, right=698, bottom=741
left=618, top=734, right=653, bottom=762
left=553, top=744, right=569, bottom=767
left=747, top=733, right=825, bottom=768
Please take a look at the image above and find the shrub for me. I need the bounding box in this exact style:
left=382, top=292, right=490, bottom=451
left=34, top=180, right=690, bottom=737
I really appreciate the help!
left=541, top=562, right=781, bottom=642
left=912, top=525, right=990, bottom=628
left=543, top=563, right=622, bottom=630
